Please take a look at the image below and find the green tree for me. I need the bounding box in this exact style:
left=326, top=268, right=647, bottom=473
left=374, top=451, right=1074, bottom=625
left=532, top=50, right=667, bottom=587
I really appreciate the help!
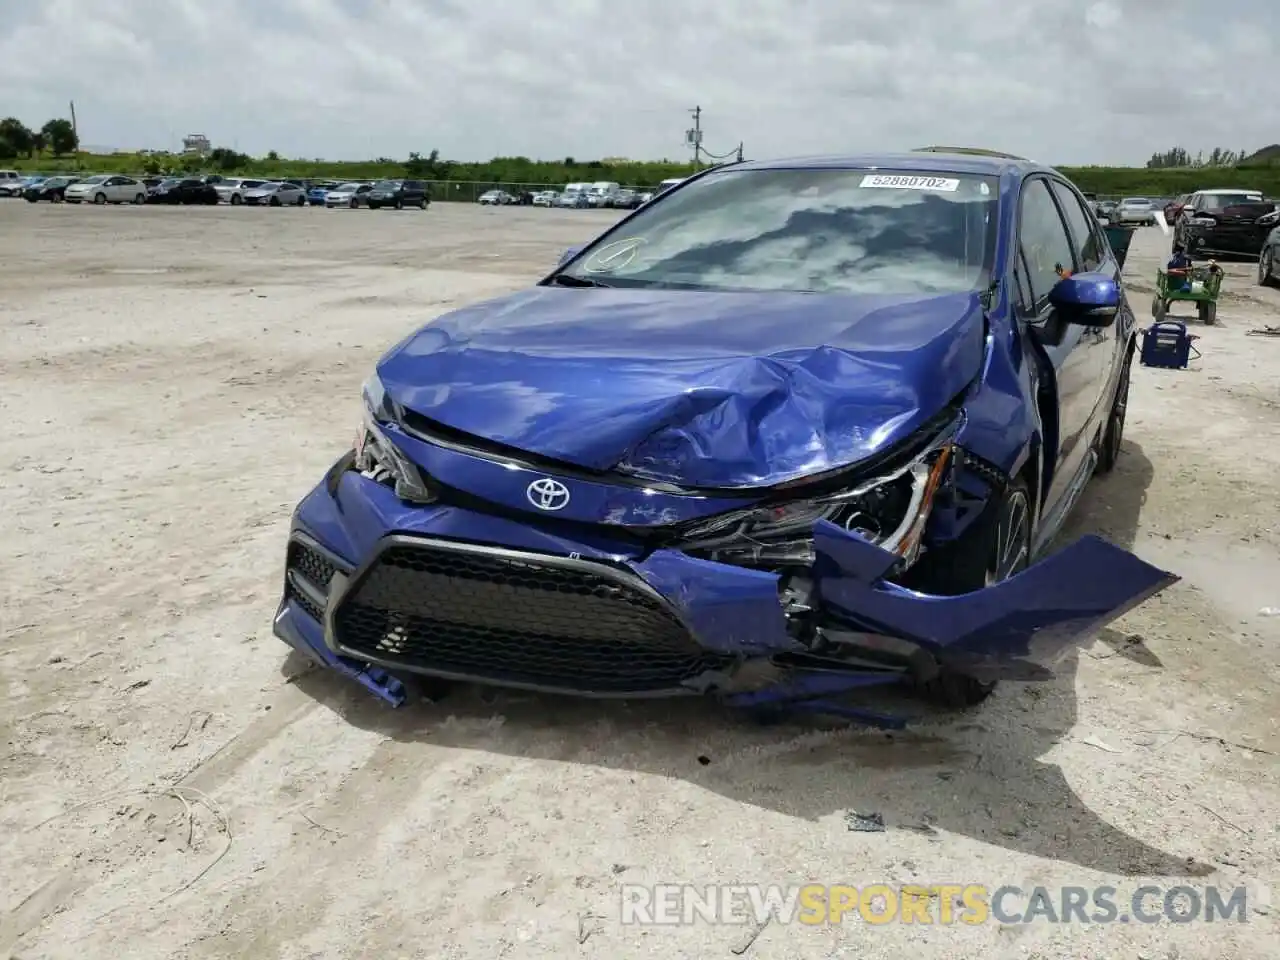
left=41, top=118, right=78, bottom=156
left=266, top=150, right=279, bottom=161
left=0, top=117, right=34, bottom=157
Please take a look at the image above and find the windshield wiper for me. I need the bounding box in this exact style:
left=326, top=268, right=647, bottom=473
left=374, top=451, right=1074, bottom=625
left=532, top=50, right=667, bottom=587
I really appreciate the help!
left=548, top=273, right=611, bottom=288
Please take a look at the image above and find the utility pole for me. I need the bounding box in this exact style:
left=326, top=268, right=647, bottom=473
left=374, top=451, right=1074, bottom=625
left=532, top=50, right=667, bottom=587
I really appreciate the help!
left=69, top=100, right=80, bottom=168
left=687, top=105, right=702, bottom=169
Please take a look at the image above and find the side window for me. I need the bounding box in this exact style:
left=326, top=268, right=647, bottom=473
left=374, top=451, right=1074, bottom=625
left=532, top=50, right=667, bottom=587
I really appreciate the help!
left=1018, top=178, right=1075, bottom=306
left=1050, top=180, right=1102, bottom=271
left=1012, top=252, right=1035, bottom=314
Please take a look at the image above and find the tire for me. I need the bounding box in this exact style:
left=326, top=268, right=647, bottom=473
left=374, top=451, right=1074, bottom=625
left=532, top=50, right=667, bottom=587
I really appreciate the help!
left=26, top=196, right=37, bottom=203
left=1259, top=249, right=1277, bottom=288
left=270, top=196, right=281, bottom=207
left=1151, top=296, right=1167, bottom=322
left=94, top=193, right=107, bottom=205
left=394, top=198, right=403, bottom=210
left=911, top=479, right=1034, bottom=708
left=1198, top=300, right=1216, bottom=325
left=133, top=193, right=145, bottom=204
left=418, top=198, right=427, bottom=210
left=349, top=198, right=358, bottom=209
left=230, top=194, right=242, bottom=206
left=1096, top=352, right=1131, bottom=474
left=296, top=195, right=305, bottom=206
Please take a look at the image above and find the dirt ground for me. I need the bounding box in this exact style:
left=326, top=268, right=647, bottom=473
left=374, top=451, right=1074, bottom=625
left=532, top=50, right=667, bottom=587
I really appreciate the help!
left=1, top=201, right=1277, bottom=960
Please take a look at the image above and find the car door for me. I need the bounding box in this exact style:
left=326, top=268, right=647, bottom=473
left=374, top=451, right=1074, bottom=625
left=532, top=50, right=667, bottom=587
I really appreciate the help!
left=1049, top=179, right=1120, bottom=445
left=1015, top=176, right=1100, bottom=520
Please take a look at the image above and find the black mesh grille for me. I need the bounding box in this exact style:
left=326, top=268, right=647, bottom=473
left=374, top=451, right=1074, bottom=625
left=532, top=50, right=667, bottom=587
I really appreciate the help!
left=286, top=541, right=339, bottom=622
left=333, top=542, right=733, bottom=693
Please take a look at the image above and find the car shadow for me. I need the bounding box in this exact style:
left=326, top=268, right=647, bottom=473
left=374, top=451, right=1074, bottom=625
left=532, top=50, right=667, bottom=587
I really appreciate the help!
left=284, top=438, right=1207, bottom=877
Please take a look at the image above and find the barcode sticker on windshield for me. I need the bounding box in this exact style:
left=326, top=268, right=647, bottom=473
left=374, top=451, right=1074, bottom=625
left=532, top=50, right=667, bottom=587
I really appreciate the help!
left=860, top=174, right=960, bottom=192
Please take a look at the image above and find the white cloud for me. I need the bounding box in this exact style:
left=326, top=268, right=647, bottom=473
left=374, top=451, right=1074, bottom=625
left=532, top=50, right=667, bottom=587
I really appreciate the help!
left=0, top=0, right=1275, bottom=165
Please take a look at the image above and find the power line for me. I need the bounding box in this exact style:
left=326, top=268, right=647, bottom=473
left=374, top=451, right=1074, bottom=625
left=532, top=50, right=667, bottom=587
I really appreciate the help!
left=684, top=106, right=743, bottom=168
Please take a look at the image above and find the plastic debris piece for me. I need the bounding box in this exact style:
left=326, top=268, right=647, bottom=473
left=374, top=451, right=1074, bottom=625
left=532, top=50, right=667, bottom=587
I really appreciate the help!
left=844, top=811, right=886, bottom=832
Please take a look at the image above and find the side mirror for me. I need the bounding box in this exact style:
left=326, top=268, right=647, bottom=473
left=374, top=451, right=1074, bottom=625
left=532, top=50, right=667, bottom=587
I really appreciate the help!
left=558, top=245, right=583, bottom=267
left=1049, top=271, right=1120, bottom=326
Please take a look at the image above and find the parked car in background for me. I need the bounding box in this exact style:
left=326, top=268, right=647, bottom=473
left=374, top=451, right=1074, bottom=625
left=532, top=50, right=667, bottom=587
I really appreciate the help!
left=1258, top=221, right=1280, bottom=286
left=608, top=189, right=641, bottom=209
left=23, top=176, right=77, bottom=202
left=1114, top=197, right=1156, bottom=225
left=654, top=177, right=685, bottom=197
left=478, top=189, right=514, bottom=206
left=243, top=181, right=306, bottom=206
left=1094, top=200, right=1118, bottom=221
left=325, top=182, right=373, bottom=208
left=532, top=191, right=557, bottom=207
left=214, top=178, right=268, bottom=205
left=308, top=181, right=340, bottom=206
left=147, top=178, right=221, bottom=205
left=0, top=173, right=36, bottom=197
left=142, top=177, right=166, bottom=197
left=62, top=174, right=148, bottom=205
left=585, top=182, right=621, bottom=207
left=636, top=191, right=654, bottom=205
left=1173, top=190, right=1277, bottom=258
left=554, top=187, right=590, bottom=208
left=272, top=151, right=1174, bottom=721
left=366, top=179, right=429, bottom=209
left=1163, top=194, right=1192, bottom=225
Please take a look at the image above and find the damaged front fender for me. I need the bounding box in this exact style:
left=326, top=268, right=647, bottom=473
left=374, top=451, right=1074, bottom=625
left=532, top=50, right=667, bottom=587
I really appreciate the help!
left=813, top=520, right=1179, bottom=679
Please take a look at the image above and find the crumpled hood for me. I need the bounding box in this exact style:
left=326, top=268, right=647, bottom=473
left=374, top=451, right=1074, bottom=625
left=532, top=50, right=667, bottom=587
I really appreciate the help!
left=377, top=287, right=987, bottom=488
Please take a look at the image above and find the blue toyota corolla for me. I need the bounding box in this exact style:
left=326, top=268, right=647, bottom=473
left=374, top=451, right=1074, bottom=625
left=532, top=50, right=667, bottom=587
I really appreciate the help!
left=274, top=151, right=1178, bottom=723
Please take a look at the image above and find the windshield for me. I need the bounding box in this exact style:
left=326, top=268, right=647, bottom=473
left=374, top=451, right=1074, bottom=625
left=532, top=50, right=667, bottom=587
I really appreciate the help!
left=1201, top=192, right=1264, bottom=207
left=1121, top=198, right=1150, bottom=205
left=374, top=180, right=400, bottom=190
left=79, top=175, right=108, bottom=185
left=558, top=168, right=998, bottom=295
left=334, top=182, right=363, bottom=191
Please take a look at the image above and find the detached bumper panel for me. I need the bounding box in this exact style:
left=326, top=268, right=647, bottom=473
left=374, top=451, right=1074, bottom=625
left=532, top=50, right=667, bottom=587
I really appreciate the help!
left=328, top=536, right=735, bottom=696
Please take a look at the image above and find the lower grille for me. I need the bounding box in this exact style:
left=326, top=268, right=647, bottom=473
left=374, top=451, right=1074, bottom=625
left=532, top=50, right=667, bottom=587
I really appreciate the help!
left=333, top=541, right=732, bottom=694
left=285, top=540, right=340, bottom=622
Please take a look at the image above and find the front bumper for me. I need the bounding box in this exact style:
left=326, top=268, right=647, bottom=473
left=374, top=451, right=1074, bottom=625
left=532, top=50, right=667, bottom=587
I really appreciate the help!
left=275, top=448, right=1178, bottom=713
left=1183, top=226, right=1269, bottom=256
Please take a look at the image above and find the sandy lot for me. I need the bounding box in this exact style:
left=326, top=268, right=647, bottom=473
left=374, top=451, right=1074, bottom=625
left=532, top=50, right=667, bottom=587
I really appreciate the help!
left=1, top=200, right=1278, bottom=960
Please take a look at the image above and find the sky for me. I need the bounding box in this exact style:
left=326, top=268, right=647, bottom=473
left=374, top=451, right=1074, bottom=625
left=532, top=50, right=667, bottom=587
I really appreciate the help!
left=1, top=0, right=1275, bottom=166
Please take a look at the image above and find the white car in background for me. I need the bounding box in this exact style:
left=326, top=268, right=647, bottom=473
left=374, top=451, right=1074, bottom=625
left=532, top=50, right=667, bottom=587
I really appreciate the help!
left=325, top=182, right=373, bottom=208
left=62, top=174, right=148, bottom=204
left=242, top=181, right=306, bottom=206
left=478, top=189, right=514, bottom=205
left=532, top=191, right=557, bottom=207
left=1115, top=197, right=1157, bottom=225
left=214, top=178, right=268, bottom=205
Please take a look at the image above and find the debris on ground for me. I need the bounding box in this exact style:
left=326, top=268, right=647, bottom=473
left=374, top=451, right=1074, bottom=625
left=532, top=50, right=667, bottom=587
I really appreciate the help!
left=844, top=811, right=886, bottom=833
left=729, top=916, right=769, bottom=955
left=1077, top=735, right=1123, bottom=754
left=1245, top=326, right=1280, bottom=337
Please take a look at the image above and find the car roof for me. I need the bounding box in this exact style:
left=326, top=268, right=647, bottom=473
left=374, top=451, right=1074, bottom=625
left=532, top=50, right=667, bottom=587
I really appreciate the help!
left=729, top=151, right=1052, bottom=177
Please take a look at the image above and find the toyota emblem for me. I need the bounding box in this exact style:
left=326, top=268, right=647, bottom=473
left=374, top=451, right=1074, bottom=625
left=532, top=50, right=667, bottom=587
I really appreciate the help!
left=526, top=477, right=571, bottom=511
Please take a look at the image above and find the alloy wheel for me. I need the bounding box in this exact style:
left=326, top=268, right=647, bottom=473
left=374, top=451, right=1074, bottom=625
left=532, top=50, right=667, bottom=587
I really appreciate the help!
left=984, top=489, right=1031, bottom=586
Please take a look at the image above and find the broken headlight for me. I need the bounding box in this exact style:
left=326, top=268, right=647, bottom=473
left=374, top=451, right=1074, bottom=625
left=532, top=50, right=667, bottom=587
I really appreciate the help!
left=353, top=373, right=436, bottom=503
left=678, top=434, right=954, bottom=570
